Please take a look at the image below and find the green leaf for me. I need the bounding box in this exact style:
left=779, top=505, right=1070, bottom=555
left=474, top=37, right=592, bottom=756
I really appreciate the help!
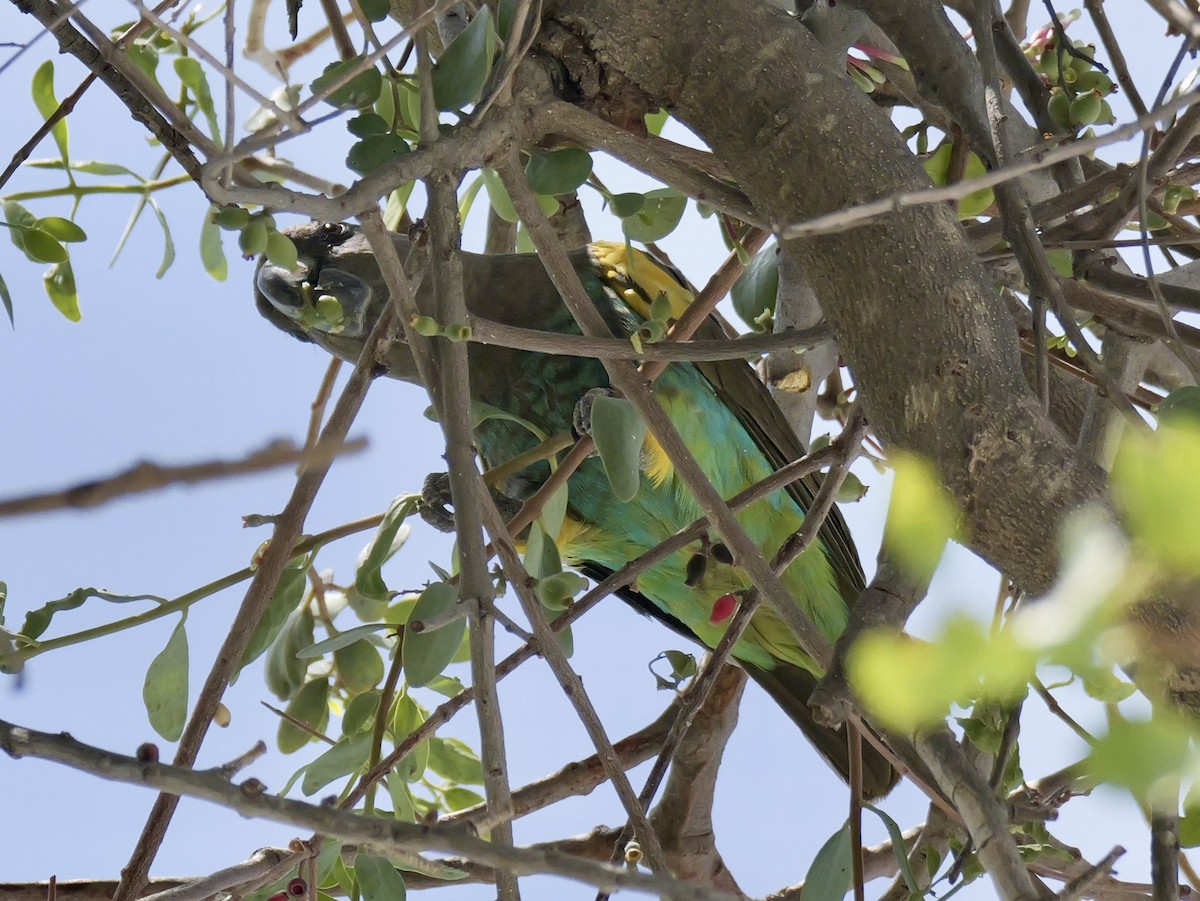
left=265, top=606, right=315, bottom=700
left=609, top=192, right=644, bottom=218
left=31, top=61, right=69, bottom=165
left=348, top=112, right=391, bottom=136
left=265, top=229, right=299, bottom=272
left=36, top=217, right=86, bottom=242
left=173, top=57, right=220, bottom=141
left=278, top=677, right=330, bottom=754
left=525, top=521, right=563, bottom=579
left=481, top=168, right=518, bottom=222
left=312, top=58, right=383, bottom=110
left=356, top=495, right=416, bottom=602
left=538, top=483, right=569, bottom=541
left=147, top=197, right=176, bottom=278
left=730, top=243, right=778, bottom=333
left=347, top=133, right=411, bottom=175
left=801, top=822, right=852, bottom=901
left=342, top=690, right=382, bottom=735
left=883, top=453, right=958, bottom=583
left=621, top=188, right=686, bottom=243
left=524, top=148, right=593, bottom=196
left=19, top=587, right=167, bottom=642
left=301, top=732, right=371, bottom=794
left=334, top=639, right=385, bottom=692
left=402, top=582, right=465, bottom=687
left=356, top=0, right=390, bottom=22
left=431, top=7, right=496, bottom=111
left=1113, top=421, right=1200, bottom=573
left=534, top=571, right=587, bottom=611
left=299, top=623, right=396, bottom=658
left=865, top=804, right=921, bottom=896
left=1157, top=386, right=1200, bottom=427
left=355, top=855, right=406, bottom=901
left=384, top=183, right=415, bottom=231
left=644, top=108, right=669, bottom=136
left=200, top=211, right=227, bottom=281
left=589, top=394, right=646, bottom=502
left=443, top=786, right=484, bottom=811
left=21, top=229, right=67, bottom=264
left=849, top=615, right=1034, bottom=730
left=238, top=556, right=309, bottom=676
left=44, top=259, right=80, bottom=322
left=921, top=143, right=994, bottom=219
left=143, top=617, right=189, bottom=741
left=1084, top=714, right=1191, bottom=801
left=0, top=271, right=12, bottom=326
left=427, top=736, right=483, bottom=784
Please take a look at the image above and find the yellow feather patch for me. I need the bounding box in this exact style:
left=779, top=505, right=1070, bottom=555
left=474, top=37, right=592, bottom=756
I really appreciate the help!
left=641, top=430, right=674, bottom=487
left=589, top=241, right=693, bottom=321
left=553, top=515, right=592, bottom=560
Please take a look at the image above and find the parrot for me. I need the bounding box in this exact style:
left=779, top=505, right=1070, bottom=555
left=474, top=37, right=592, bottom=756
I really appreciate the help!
left=255, top=220, right=898, bottom=798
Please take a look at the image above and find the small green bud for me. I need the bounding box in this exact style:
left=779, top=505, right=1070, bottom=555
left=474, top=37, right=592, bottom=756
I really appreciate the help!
left=411, top=315, right=442, bottom=337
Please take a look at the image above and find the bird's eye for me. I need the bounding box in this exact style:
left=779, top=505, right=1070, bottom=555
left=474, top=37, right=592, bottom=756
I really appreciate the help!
left=318, top=221, right=352, bottom=245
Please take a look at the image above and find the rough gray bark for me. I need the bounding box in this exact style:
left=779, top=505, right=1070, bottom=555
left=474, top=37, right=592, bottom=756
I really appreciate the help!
left=544, top=0, right=1105, bottom=595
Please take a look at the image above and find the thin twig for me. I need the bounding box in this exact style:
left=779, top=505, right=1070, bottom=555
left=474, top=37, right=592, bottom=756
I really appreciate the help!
left=0, top=437, right=366, bottom=519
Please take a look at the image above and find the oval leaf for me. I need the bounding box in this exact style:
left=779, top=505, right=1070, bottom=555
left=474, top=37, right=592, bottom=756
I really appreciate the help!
left=355, top=854, right=407, bottom=901
left=431, top=7, right=496, bottom=111
left=730, top=243, right=779, bottom=332
left=301, top=732, right=371, bottom=795
left=589, top=394, right=646, bottom=502
left=312, top=58, right=383, bottom=110
left=278, top=677, right=330, bottom=754
left=524, top=148, right=593, bottom=195
left=621, top=188, right=686, bottom=243
left=143, top=617, right=189, bottom=741
left=402, top=582, right=466, bottom=687
left=802, top=821, right=852, bottom=901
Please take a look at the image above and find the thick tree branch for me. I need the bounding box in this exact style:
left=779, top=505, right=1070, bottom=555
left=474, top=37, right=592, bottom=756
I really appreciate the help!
left=0, top=719, right=740, bottom=901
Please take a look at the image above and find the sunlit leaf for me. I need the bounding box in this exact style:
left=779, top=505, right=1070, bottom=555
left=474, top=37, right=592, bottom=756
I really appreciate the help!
left=481, top=168, right=518, bottom=222
left=200, top=211, right=227, bottom=281
left=883, top=453, right=958, bottom=583
left=174, top=57, right=221, bottom=141
left=36, top=217, right=86, bottom=242
left=31, top=60, right=69, bottom=165
left=1113, top=421, right=1200, bottom=573
left=44, top=259, right=79, bottom=321
left=1084, top=713, right=1192, bottom=802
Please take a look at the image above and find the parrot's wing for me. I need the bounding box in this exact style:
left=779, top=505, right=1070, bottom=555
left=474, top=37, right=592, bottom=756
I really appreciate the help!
left=576, top=560, right=897, bottom=799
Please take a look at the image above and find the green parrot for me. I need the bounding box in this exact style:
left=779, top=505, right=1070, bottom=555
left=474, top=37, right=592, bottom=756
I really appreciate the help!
left=255, top=220, right=898, bottom=798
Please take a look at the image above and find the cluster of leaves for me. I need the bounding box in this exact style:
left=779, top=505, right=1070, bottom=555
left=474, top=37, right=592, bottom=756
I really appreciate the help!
left=850, top=388, right=1200, bottom=819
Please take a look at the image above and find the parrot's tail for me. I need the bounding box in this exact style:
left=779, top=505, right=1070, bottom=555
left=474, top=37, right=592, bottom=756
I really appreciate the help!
left=744, top=660, right=900, bottom=800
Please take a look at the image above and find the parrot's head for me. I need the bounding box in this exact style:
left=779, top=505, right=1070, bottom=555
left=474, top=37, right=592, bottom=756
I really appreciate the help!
left=254, top=220, right=420, bottom=380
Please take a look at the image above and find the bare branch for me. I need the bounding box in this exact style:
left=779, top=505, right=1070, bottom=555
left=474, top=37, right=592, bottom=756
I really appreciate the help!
left=0, top=437, right=366, bottom=519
